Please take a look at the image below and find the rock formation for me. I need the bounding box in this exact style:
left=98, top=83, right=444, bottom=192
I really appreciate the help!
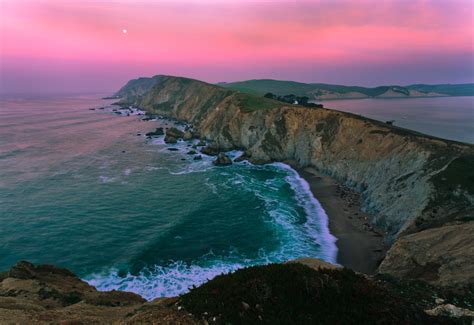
left=213, top=153, right=232, bottom=166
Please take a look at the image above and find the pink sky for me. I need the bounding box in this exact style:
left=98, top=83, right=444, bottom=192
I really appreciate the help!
left=1, top=0, right=473, bottom=94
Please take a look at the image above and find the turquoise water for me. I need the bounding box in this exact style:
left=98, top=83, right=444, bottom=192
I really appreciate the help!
left=0, top=94, right=336, bottom=300
left=318, top=96, right=474, bottom=143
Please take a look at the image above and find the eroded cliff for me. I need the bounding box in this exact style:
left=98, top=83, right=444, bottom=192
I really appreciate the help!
left=117, top=75, right=474, bottom=286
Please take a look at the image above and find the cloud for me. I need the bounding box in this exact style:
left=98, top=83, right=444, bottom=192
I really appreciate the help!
left=1, top=0, right=472, bottom=93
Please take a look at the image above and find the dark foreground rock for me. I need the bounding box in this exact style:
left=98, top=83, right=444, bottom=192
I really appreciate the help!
left=0, top=261, right=196, bottom=324
left=213, top=153, right=232, bottom=166
left=0, top=261, right=471, bottom=324
left=181, top=263, right=468, bottom=324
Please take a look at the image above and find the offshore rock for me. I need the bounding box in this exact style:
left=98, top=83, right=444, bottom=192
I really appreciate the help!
left=166, top=127, right=184, bottom=139
left=164, top=135, right=177, bottom=144
left=201, top=145, right=220, bottom=156
left=183, top=130, right=194, bottom=140
left=213, top=153, right=232, bottom=166
left=145, top=127, right=164, bottom=137
left=234, top=151, right=250, bottom=162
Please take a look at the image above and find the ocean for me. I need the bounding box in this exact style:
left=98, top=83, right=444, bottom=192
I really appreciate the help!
left=319, top=96, right=474, bottom=144
left=0, top=94, right=336, bottom=300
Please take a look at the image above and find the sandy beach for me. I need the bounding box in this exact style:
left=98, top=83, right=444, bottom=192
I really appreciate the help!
left=295, top=166, right=386, bottom=274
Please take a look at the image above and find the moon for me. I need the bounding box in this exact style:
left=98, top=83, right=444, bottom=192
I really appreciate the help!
left=122, top=29, right=127, bottom=34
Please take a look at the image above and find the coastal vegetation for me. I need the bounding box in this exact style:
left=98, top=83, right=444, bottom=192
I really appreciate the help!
left=263, top=92, right=324, bottom=108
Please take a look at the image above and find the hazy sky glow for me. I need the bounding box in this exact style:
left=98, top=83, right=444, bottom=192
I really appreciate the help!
left=1, top=0, right=473, bottom=94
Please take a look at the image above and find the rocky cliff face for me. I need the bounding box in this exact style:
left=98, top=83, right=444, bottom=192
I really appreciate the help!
left=117, top=75, right=474, bottom=287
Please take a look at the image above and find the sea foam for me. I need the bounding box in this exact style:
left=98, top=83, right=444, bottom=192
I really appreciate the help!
left=86, top=161, right=338, bottom=300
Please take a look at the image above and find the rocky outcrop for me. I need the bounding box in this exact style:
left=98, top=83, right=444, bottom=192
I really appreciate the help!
left=378, top=221, right=474, bottom=287
left=200, top=145, right=220, bottom=156
left=213, top=153, right=232, bottom=166
left=183, top=130, right=194, bottom=140
left=0, top=261, right=156, bottom=324
left=145, top=127, right=164, bottom=137
left=117, top=75, right=474, bottom=286
left=425, top=304, right=474, bottom=319
left=164, top=127, right=184, bottom=144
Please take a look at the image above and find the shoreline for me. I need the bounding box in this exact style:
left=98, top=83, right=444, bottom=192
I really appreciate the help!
left=290, top=163, right=386, bottom=274
left=141, top=113, right=386, bottom=274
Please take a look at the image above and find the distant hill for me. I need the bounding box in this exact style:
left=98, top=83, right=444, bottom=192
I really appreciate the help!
left=217, top=79, right=474, bottom=100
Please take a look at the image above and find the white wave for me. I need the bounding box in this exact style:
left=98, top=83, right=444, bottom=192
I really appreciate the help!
left=89, top=149, right=337, bottom=300
left=149, top=137, right=165, bottom=145
left=85, top=241, right=317, bottom=301
left=270, top=162, right=338, bottom=264
left=86, top=260, right=245, bottom=300
left=99, top=175, right=115, bottom=183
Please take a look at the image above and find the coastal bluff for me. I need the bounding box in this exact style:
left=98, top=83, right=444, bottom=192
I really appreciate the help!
left=1, top=260, right=470, bottom=323
left=116, top=75, right=474, bottom=287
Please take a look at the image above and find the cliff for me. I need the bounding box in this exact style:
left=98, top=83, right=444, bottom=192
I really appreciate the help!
left=116, top=75, right=474, bottom=287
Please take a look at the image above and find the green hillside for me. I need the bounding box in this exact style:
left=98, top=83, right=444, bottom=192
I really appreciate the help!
left=218, top=79, right=474, bottom=98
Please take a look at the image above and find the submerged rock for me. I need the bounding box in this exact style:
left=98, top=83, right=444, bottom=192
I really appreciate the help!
left=187, top=150, right=197, bottom=155
left=200, top=146, right=220, bottom=156
left=183, top=131, right=194, bottom=141
left=164, top=135, right=177, bottom=144
left=164, top=127, right=184, bottom=144
left=213, top=153, right=232, bottom=166
left=167, top=148, right=179, bottom=151
left=193, top=155, right=202, bottom=161
left=234, top=152, right=250, bottom=162
left=166, top=127, right=184, bottom=139
left=145, top=127, right=164, bottom=137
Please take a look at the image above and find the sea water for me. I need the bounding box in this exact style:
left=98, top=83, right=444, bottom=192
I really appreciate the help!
left=0, top=94, right=336, bottom=300
left=317, top=96, right=474, bottom=143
